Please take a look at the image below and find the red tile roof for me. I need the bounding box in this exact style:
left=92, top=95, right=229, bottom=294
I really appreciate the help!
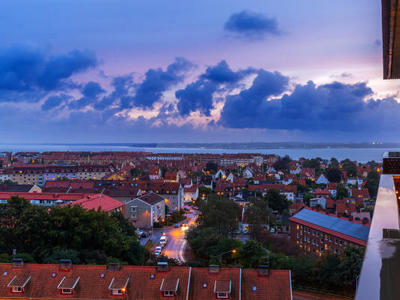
left=241, top=270, right=291, bottom=300
left=65, top=194, right=124, bottom=212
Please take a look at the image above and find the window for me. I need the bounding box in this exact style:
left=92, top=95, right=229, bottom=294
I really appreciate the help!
left=320, top=238, right=323, bottom=243
left=62, top=288, right=72, bottom=294
left=329, top=236, right=332, bottom=242
left=339, top=240, right=343, bottom=246
left=312, top=230, right=315, bottom=236
left=296, top=224, right=299, bottom=230
left=316, top=231, right=319, bottom=237
left=325, top=234, right=328, bottom=240
left=307, top=237, right=310, bottom=243
left=112, top=289, right=123, bottom=295
left=131, top=207, right=137, bottom=219
left=163, top=291, right=175, bottom=297
left=335, top=239, right=338, bottom=244
left=307, top=228, right=310, bottom=234
left=334, top=248, right=337, bottom=254
left=304, top=227, right=306, bottom=232
left=12, top=287, right=22, bottom=293
left=217, top=292, right=229, bottom=299
left=312, top=239, right=315, bottom=245
left=316, top=241, right=319, bottom=246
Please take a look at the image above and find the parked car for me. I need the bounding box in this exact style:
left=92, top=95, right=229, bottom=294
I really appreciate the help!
left=270, top=228, right=275, bottom=233
left=175, top=223, right=180, bottom=228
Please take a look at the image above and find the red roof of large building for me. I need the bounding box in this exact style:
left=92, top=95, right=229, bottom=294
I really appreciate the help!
left=66, top=194, right=124, bottom=212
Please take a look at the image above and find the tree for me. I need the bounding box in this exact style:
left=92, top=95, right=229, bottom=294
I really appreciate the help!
left=364, top=170, right=380, bottom=198
left=196, top=195, right=241, bottom=236
left=238, top=240, right=266, bottom=268
left=329, top=157, right=339, bottom=168
left=341, top=159, right=357, bottom=178
left=327, top=168, right=342, bottom=183
left=302, top=158, right=321, bottom=170
left=159, top=166, right=168, bottom=178
left=336, top=184, right=349, bottom=199
left=273, top=156, right=291, bottom=171
left=289, top=182, right=308, bottom=194
left=205, top=162, right=218, bottom=173
left=265, top=189, right=290, bottom=214
left=303, top=193, right=314, bottom=206
left=246, top=197, right=271, bottom=239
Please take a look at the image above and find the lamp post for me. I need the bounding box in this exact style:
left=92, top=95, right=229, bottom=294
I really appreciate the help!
left=218, top=249, right=236, bottom=264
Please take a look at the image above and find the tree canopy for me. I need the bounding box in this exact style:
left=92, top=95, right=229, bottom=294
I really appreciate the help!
left=0, top=196, right=145, bottom=265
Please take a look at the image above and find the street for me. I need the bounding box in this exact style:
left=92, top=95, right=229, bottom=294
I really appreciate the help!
left=152, top=207, right=199, bottom=262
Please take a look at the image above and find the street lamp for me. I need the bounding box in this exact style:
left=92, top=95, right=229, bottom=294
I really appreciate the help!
left=218, top=249, right=236, bottom=264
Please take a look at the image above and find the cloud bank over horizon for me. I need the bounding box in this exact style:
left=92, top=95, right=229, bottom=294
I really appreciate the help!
left=0, top=41, right=399, bottom=143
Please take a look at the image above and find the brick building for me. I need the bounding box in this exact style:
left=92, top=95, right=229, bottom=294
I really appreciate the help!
left=290, top=207, right=370, bottom=256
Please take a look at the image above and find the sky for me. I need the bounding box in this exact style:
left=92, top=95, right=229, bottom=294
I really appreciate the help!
left=0, top=0, right=399, bottom=143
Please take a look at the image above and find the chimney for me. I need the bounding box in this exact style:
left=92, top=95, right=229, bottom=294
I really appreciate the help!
left=59, top=259, right=72, bottom=272
left=258, top=265, right=270, bottom=277
left=107, top=262, right=121, bottom=272
left=157, top=262, right=168, bottom=272
left=12, top=258, right=23, bottom=269
left=209, top=265, right=220, bottom=274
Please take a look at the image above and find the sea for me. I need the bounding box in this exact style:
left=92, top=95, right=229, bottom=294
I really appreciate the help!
left=0, top=144, right=398, bottom=163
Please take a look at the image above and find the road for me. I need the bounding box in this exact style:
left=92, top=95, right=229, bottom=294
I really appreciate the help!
left=152, top=208, right=199, bottom=262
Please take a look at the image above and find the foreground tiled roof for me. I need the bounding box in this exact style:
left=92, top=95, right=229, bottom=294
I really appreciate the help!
left=66, top=194, right=124, bottom=212
left=0, top=263, right=292, bottom=300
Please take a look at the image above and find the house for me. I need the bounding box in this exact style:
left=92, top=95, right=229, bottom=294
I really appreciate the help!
left=180, top=178, right=193, bottom=188
left=290, top=207, right=370, bottom=256
left=0, top=184, right=42, bottom=193
left=313, top=188, right=332, bottom=199
left=226, top=173, right=235, bottom=182
left=200, top=176, right=213, bottom=189
left=301, top=168, right=315, bottom=179
left=351, top=188, right=370, bottom=205
left=266, top=166, right=276, bottom=174
left=309, top=197, right=326, bottom=209
left=148, top=166, right=162, bottom=180
left=66, top=194, right=125, bottom=215
left=289, top=202, right=305, bottom=215
left=125, top=192, right=165, bottom=228
left=253, top=173, right=266, bottom=184
left=0, top=262, right=292, bottom=300
left=243, top=168, right=254, bottom=179
left=336, top=200, right=357, bottom=217
left=216, top=181, right=234, bottom=197
left=165, top=172, right=179, bottom=182
left=327, top=182, right=338, bottom=198
left=316, top=174, right=329, bottom=185
left=214, top=169, right=226, bottom=180
left=357, top=166, right=372, bottom=177
left=347, top=178, right=364, bottom=186
left=184, top=185, right=199, bottom=202
left=290, top=166, right=301, bottom=175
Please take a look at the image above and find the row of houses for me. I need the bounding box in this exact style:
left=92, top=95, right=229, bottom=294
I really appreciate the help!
left=0, top=261, right=292, bottom=300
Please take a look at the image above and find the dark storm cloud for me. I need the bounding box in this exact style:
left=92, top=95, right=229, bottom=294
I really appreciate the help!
left=0, top=44, right=97, bottom=93
left=176, top=79, right=218, bottom=116
left=122, top=57, right=194, bottom=109
left=175, top=60, right=256, bottom=116
left=220, top=78, right=400, bottom=132
left=68, top=82, right=106, bottom=110
left=224, top=11, right=282, bottom=40
left=41, top=94, right=72, bottom=110
left=201, top=60, right=256, bottom=83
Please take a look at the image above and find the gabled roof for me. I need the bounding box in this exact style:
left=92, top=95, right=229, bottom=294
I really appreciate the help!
left=137, top=192, right=165, bottom=205
left=241, top=270, right=291, bottom=300
left=66, top=194, right=124, bottom=212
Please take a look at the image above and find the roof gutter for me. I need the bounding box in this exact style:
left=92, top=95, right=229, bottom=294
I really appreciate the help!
left=186, top=267, right=192, bottom=300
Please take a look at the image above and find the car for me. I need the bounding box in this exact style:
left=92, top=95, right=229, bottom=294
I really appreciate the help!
left=277, top=228, right=282, bottom=233
left=270, top=228, right=275, bottom=233
left=155, top=246, right=162, bottom=256
left=183, top=207, right=190, bottom=211
left=175, top=223, right=180, bottom=228
left=160, top=236, right=168, bottom=247
left=141, top=232, right=149, bottom=238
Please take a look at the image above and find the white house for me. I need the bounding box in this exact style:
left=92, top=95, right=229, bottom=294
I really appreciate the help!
left=226, top=173, right=235, bottom=182
left=214, top=169, right=226, bottom=180
left=243, top=168, right=254, bottom=179
left=328, top=188, right=337, bottom=198
left=316, top=174, right=329, bottom=185
left=184, top=185, right=199, bottom=202
left=290, top=166, right=301, bottom=175
left=309, top=197, right=327, bottom=209
left=347, top=178, right=364, bottom=186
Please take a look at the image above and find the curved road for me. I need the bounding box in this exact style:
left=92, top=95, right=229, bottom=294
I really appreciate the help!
left=153, top=208, right=198, bottom=262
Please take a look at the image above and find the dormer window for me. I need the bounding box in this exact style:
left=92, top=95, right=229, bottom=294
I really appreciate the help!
left=160, top=278, right=179, bottom=297
left=57, top=277, right=80, bottom=295
left=8, top=275, right=31, bottom=294
left=108, top=277, right=129, bottom=296
left=214, top=280, right=231, bottom=299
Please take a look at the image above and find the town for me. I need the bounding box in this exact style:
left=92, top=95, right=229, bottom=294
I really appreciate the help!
left=0, top=150, right=379, bottom=298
